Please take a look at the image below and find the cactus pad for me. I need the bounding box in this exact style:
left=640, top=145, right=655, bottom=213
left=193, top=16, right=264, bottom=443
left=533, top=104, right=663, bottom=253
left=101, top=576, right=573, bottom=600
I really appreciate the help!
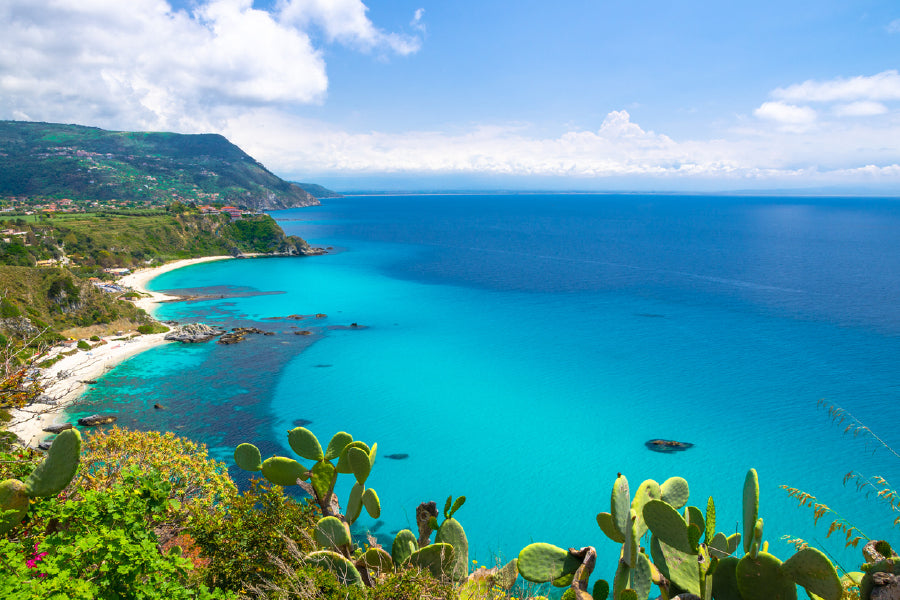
left=307, top=550, right=364, bottom=587
left=315, top=515, right=351, bottom=548
left=324, top=431, right=353, bottom=461
left=408, top=543, right=455, bottom=579
left=517, top=543, right=581, bottom=583
left=435, top=517, right=469, bottom=581
left=632, top=551, right=653, bottom=599
left=234, top=443, right=262, bottom=471
left=25, top=428, right=81, bottom=497
left=358, top=547, right=393, bottom=573
left=782, top=547, right=842, bottom=600
left=336, top=441, right=370, bottom=474
left=592, top=579, right=610, bottom=600
left=287, top=427, right=324, bottom=461
left=651, top=536, right=701, bottom=596
left=632, top=479, right=661, bottom=538
left=612, top=561, right=631, bottom=599
left=346, top=446, right=371, bottom=485
left=261, top=456, right=306, bottom=486
left=705, top=496, right=716, bottom=543
left=346, top=482, right=364, bottom=523
left=310, top=460, right=336, bottom=501
left=362, top=487, right=381, bottom=519
left=0, top=479, right=29, bottom=534
left=711, top=556, right=741, bottom=600
left=643, top=499, right=692, bottom=554
left=743, top=468, right=759, bottom=554
left=736, top=551, right=797, bottom=600
left=611, top=474, right=631, bottom=539
left=391, top=529, right=418, bottom=566
left=597, top=511, right=626, bottom=543
left=660, top=476, right=690, bottom=509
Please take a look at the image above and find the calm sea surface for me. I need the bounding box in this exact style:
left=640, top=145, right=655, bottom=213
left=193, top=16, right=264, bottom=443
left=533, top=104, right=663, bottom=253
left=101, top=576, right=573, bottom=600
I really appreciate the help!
left=73, top=193, right=900, bottom=577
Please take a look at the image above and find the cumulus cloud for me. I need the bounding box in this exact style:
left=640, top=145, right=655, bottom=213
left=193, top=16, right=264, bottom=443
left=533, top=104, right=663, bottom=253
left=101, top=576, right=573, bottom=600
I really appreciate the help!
left=753, top=101, right=817, bottom=129
left=0, top=0, right=419, bottom=130
left=277, top=0, right=421, bottom=54
left=214, top=104, right=900, bottom=187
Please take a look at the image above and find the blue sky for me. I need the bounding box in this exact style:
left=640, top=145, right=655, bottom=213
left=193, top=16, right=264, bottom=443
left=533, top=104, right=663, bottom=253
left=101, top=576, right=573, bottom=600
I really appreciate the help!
left=2, top=1, right=900, bottom=191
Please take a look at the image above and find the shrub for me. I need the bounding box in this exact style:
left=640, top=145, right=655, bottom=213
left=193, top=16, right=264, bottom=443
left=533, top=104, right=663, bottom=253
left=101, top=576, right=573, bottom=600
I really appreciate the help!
left=188, top=479, right=319, bottom=592
left=89, top=335, right=100, bottom=342
left=0, top=468, right=235, bottom=600
left=0, top=298, right=21, bottom=318
left=137, top=322, right=169, bottom=334
left=76, top=339, right=91, bottom=350
left=78, top=427, right=235, bottom=509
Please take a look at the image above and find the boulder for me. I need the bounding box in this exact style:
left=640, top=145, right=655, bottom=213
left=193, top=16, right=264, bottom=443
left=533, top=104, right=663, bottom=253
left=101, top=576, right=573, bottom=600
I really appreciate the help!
left=42, top=423, right=73, bottom=434
left=77, top=414, right=117, bottom=427
left=164, top=323, right=226, bottom=343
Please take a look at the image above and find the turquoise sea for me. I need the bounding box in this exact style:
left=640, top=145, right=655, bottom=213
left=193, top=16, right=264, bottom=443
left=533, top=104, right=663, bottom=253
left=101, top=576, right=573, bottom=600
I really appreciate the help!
left=72, top=193, right=900, bottom=579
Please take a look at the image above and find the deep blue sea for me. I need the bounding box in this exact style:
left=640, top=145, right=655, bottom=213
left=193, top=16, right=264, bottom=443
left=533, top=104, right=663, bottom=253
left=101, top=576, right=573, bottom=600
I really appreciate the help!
left=72, top=193, right=900, bottom=580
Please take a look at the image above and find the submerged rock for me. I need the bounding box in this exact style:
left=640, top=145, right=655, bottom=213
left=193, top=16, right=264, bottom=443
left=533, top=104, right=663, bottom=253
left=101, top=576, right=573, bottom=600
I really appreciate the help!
left=293, top=418, right=312, bottom=427
left=165, top=323, right=226, bottom=343
left=385, top=453, right=409, bottom=460
left=645, top=439, right=694, bottom=453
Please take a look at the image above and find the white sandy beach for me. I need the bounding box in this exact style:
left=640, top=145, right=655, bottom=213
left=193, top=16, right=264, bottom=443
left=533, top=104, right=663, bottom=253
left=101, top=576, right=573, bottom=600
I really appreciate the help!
left=7, top=255, right=234, bottom=447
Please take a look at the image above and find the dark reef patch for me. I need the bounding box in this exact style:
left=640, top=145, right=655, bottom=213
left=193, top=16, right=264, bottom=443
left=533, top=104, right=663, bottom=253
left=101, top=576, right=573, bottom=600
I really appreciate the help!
left=385, top=453, right=409, bottom=460
left=292, top=418, right=313, bottom=427
left=645, top=439, right=693, bottom=453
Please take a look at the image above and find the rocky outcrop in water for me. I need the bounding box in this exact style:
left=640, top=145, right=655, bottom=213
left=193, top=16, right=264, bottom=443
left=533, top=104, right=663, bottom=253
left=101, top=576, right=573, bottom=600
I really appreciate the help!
left=164, top=323, right=226, bottom=343
left=78, top=414, right=117, bottom=426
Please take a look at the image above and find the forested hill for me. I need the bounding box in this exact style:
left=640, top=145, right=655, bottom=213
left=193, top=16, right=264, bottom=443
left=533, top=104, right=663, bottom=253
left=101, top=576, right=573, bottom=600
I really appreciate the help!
left=0, top=121, right=319, bottom=211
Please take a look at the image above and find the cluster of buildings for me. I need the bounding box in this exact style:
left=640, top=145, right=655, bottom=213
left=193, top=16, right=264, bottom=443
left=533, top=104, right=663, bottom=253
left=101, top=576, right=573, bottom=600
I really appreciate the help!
left=198, top=205, right=252, bottom=220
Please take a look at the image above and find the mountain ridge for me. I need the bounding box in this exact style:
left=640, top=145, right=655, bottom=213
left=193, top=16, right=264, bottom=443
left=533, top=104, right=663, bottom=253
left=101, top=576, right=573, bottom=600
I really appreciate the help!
left=0, top=121, right=319, bottom=211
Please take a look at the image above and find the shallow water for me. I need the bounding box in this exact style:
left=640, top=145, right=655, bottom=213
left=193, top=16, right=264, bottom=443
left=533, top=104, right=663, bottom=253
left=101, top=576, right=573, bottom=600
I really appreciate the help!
left=74, top=193, right=900, bottom=578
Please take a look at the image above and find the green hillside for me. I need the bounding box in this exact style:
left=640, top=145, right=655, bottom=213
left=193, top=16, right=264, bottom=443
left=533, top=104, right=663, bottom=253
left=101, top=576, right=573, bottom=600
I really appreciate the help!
left=0, top=121, right=318, bottom=211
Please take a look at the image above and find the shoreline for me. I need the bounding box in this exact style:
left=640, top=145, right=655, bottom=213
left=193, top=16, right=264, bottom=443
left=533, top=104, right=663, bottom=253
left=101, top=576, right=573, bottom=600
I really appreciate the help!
left=6, top=255, right=234, bottom=447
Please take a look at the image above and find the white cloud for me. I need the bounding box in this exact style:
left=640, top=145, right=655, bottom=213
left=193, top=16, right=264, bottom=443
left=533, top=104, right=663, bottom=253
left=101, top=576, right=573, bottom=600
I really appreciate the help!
left=832, top=101, right=889, bottom=117
left=214, top=104, right=900, bottom=188
left=0, top=0, right=416, bottom=130
left=277, top=0, right=421, bottom=54
left=772, top=70, right=900, bottom=103
left=888, top=19, right=900, bottom=34
left=753, top=101, right=817, bottom=129
left=412, top=8, right=426, bottom=33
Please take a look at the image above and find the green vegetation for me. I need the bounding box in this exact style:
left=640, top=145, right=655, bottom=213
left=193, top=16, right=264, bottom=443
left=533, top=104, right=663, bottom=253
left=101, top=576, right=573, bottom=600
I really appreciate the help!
left=1, top=418, right=899, bottom=599
left=0, top=211, right=312, bottom=272
left=0, top=121, right=318, bottom=211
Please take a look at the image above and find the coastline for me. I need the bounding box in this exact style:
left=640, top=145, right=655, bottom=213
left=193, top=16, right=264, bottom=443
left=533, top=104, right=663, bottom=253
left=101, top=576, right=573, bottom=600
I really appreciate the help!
left=6, top=255, right=234, bottom=447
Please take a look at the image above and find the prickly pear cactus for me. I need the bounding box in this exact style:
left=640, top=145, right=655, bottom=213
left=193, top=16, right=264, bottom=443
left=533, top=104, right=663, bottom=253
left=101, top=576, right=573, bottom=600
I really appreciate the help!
left=307, top=550, right=364, bottom=587
left=0, top=479, right=29, bottom=534
left=25, top=428, right=81, bottom=497
left=260, top=456, right=307, bottom=486
left=391, top=529, right=418, bottom=566
left=435, top=516, right=469, bottom=581
left=517, top=543, right=581, bottom=584
left=234, top=443, right=262, bottom=471
left=781, top=547, right=842, bottom=600
left=408, top=543, right=456, bottom=579
left=315, top=515, right=351, bottom=549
